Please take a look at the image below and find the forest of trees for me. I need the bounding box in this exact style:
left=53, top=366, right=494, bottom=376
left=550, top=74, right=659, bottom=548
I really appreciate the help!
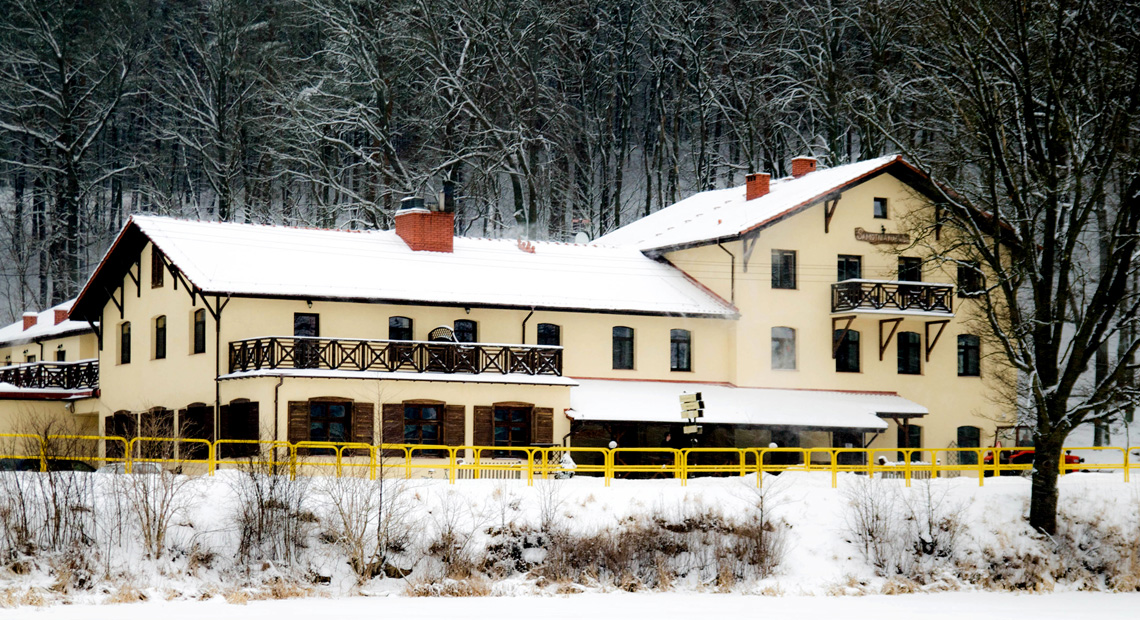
left=0, top=0, right=935, bottom=316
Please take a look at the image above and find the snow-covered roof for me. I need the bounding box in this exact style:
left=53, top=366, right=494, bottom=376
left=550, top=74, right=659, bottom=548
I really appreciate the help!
left=0, top=300, right=94, bottom=348
left=220, top=368, right=578, bottom=387
left=596, top=155, right=910, bottom=251
left=119, top=216, right=735, bottom=318
left=568, top=379, right=930, bottom=430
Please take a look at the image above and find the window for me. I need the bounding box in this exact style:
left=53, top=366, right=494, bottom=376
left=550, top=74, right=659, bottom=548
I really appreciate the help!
left=771, top=327, right=796, bottom=370
left=120, top=322, right=131, bottom=364
left=837, top=255, right=862, bottom=281
left=454, top=319, right=477, bottom=343
left=957, top=262, right=984, bottom=297
left=897, top=331, right=921, bottom=375
left=294, top=313, right=320, bottom=368
left=958, top=334, right=981, bottom=376
left=771, top=250, right=796, bottom=289
left=55, top=350, right=66, bottom=362
left=873, top=197, right=889, bottom=219
left=537, top=323, right=561, bottom=346
left=897, top=424, right=922, bottom=461
left=25, top=354, right=36, bottom=363
left=150, top=245, right=164, bottom=288
left=493, top=406, right=530, bottom=455
left=670, top=329, right=691, bottom=372
left=389, top=316, right=413, bottom=340
left=192, top=309, right=206, bottom=354
left=898, top=256, right=922, bottom=282
left=834, top=329, right=860, bottom=373
left=309, top=400, right=350, bottom=445
left=404, top=403, right=441, bottom=445
left=957, top=425, right=981, bottom=465
left=154, top=315, right=167, bottom=360
left=612, top=326, right=634, bottom=369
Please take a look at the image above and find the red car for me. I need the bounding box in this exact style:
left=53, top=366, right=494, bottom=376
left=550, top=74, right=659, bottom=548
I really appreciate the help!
left=982, top=426, right=1083, bottom=476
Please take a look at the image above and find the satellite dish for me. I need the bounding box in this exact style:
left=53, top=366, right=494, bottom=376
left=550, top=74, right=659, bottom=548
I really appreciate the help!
left=574, top=231, right=590, bottom=244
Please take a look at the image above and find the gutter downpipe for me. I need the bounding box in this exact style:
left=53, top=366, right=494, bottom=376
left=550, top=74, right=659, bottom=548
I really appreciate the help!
left=273, top=376, right=284, bottom=443
left=716, top=243, right=736, bottom=304
left=521, top=308, right=535, bottom=344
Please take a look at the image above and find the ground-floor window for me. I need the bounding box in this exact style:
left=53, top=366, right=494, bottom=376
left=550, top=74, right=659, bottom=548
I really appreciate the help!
left=494, top=406, right=531, bottom=456
left=404, top=403, right=442, bottom=445
left=897, top=423, right=923, bottom=461
left=219, top=400, right=260, bottom=458
left=310, top=400, right=350, bottom=445
left=179, top=403, right=213, bottom=460
left=957, top=425, right=981, bottom=465
left=288, top=398, right=374, bottom=456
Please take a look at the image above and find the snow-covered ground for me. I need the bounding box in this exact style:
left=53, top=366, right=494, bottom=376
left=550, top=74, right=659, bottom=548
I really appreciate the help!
left=9, top=591, right=1140, bottom=620
left=2, top=469, right=1139, bottom=611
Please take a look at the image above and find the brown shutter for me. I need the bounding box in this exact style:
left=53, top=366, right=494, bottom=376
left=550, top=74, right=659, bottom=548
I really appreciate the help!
left=352, top=402, right=375, bottom=456
left=532, top=407, right=554, bottom=445
left=443, top=405, right=465, bottom=446
left=381, top=403, right=404, bottom=456
left=104, top=416, right=122, bottom=459
left=246, top=402, right=260, bottom=441
left=473, top=406, right=493, bottom=447
left=217, top=404, right=232, bottom=458
left=238, top=402, right=260, bottom=458
left=288, top=401, right=309, bottom=456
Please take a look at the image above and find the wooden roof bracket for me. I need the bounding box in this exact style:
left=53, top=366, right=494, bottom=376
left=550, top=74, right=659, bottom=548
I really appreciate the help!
left=823, top=192, right=841, bottom=233
left=86, top=319, right=103, bottom=350
left=924, top=319, right=950, bottom=362
left=832, top=315, right=856, bottom=358
left=878, top=317, right=904, bottom=361
left=740, top=229, right=761, bottom=273
left=125, top=259, right=141, bottom=298
left=104, top=284, right=124, bottom=319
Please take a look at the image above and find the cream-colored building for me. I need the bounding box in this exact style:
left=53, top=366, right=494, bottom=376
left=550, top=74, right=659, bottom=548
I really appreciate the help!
left=0, top=301, right=100, bottom=436
left=61, top=155, right=1012, bottom=465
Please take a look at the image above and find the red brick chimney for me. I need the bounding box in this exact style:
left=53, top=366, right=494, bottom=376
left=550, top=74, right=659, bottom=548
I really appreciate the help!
left=54, top=309, right=68, bottom=325
left=791, top=157, right=817, bottom=178
left=745, top=173, right=771, bottom=201
left=22, top=312, right=37, bottom=331
left=394, top=203, right=454, bottom=253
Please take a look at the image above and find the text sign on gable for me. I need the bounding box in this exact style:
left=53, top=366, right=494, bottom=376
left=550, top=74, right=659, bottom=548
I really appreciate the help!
left=854, top=227, right=910, bottom=245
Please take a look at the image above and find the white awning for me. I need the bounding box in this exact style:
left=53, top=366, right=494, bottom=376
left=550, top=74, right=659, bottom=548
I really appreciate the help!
left=568, top=380, right=928, bottom=431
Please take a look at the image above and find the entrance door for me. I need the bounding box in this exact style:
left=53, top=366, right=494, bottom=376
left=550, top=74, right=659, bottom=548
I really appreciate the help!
left=833, top=431, right=865, bottom=465
left=294, top=313, right=319, bottom=368
left=898, top=257, right=923, bottom=307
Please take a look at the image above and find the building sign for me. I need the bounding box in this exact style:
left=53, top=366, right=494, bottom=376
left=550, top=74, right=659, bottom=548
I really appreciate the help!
left=854, top=227, right=910, bottom=245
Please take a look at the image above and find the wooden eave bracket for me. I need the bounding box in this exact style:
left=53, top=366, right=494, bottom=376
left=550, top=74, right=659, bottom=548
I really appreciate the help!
left=104, top=284, right=124, bottom=319
left=823, top=192, right=841, bottom=233
left=125, top=259, right=141, bottom=298
left=878, top=318, right=904, bottom=361
left=740, top=229, right=761, bottom=273
left=832, top=315, right=856, bottom=359
left=924, top=319, right=950, bottom=363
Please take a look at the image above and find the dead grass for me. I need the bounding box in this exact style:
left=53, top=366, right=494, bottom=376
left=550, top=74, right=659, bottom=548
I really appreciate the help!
left=405, top=576, right=492, bottom=597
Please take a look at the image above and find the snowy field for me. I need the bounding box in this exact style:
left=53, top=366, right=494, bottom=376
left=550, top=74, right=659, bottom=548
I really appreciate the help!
left=2, top=467, right=1140, bottom=613
left=8, top=591, right=1140, bottom=620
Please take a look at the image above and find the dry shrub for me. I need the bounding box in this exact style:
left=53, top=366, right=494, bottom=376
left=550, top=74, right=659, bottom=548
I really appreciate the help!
left=223, top=588, right=250, bottom=605
left=424, top=489, right=486, bottom=580
left=405, top=576, right=492, bottom=597
left=116, top=470, right=196, bottom=559
left=317, top=476, right=417, bottom=582
left=105, top=582, right=147, bottom=604
left=228, top=457, right=314, bottom=569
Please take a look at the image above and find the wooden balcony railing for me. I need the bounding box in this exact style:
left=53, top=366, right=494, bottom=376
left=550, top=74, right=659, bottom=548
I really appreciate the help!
left=0, top=359, right=99, bottom=390
left=831, top=279, right=954, bottom=315
left=228, top=337, right=563, bottom=377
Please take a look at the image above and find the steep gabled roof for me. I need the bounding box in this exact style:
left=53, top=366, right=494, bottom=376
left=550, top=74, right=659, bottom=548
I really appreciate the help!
left=0, top=300, right=93, bottom=348
left=71, top=216, right=739, bottom=322
left=595, top=155, right=938, bottom=251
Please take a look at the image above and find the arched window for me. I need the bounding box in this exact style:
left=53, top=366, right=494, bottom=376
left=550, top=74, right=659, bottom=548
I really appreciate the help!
left=897, top=331, right=921, bottom=375
left=957, top=425, right=981, bottom=465
left=454, top=319, right=477, bottom=343
left=154, top=316, right=167, bottom=360
left=389, top=316, right=413, bottom=340
left=670, top=329, right=691, bottom=372
left=897, top=423, right=922, bottom=461
left=120, top=322, right=131, bottom=365
left=834, top=329, right=860, bottom=373
left=771, top=327, right=796, bottom=370
left=958, top=334, right=980, bottom=376
left=612, top=326, right=634, bottom=369
left=192, top=308, right=206, bottom=354
left=537, top=323, right=561, bottom=346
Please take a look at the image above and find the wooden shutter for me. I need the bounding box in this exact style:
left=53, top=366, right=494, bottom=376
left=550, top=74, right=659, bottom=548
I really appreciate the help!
left=532, top=407, right=554, bottom=445
left=352, top=402, right=375, bottom=456
left=381, top=403, right=404, bottom=456
left=245, top=402, right=260, bottom=441
left=217, top=404, right=232, bottom=458
left=473, top=406, right=493, bottom=447
left=104, top=416, right=122, bottom=459
left=443, top=405, right=465, bottom=446
left=288, top=401, right=309, bottom=456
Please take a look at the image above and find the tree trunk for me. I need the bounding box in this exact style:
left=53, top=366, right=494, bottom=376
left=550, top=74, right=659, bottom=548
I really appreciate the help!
left=1028, top=432, right=1062, bottom=535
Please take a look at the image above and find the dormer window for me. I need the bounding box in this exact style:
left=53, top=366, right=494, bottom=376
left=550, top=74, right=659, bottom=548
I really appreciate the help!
left=874, top=197, right=889, bottom=219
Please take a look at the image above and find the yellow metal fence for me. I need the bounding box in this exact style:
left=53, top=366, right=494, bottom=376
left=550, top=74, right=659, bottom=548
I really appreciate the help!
left=0, top=434, right=1134, bottom=488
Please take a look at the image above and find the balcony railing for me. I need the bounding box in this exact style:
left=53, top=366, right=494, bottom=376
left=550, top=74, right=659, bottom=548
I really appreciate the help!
left=228, top=337, right=563, bottom=377
left=0, top=359, right=99, bottom=391
left=831, top=279, right=954, bottom=315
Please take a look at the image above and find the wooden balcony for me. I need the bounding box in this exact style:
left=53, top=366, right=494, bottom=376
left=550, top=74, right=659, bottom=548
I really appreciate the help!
left=228, top=337, right=563, bottom=377
left=0, top=360, right=99, bottom=391
left=831, top=279, right=954, bottom=315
